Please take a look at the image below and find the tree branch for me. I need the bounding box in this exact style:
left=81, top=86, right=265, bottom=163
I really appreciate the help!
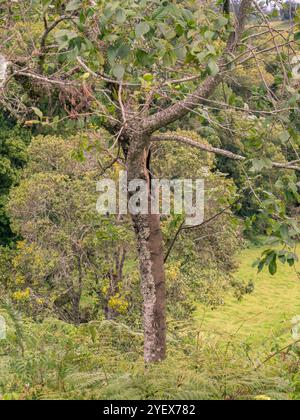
left=12, top=69, right=75, bottom=87
left=143, top=0, right=253, bottom=134
left=164, top=220, right=185, bottom=263
left=255, top=339, right=300, bottom=370
left=151, top=133, right=300, bottom=172
left=38, top=15, right=72, bottom=70
left=164, top=203, right=235, bottom=263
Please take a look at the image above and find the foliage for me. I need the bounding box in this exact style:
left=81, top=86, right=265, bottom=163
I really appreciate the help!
left=5, top=134, right=135, bottom=324
left=1, top=129, right=246, bottom=326
left=0, top=0, right=231, bottom=126
left=0, top=112, right=29, bottom=246
left=153, top=129, right=248, bottom=307
left=2, top=245, right=297, bottom=401
left=0, top=305, right=298, bottom=400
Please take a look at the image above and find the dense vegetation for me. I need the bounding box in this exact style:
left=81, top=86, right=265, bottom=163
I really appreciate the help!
left=0, top=113, right=29, bottom=246
left=0, top=0, right=299, bottom=400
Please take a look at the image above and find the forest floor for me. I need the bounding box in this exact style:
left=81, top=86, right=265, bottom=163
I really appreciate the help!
left=195, top=244, right=300, bottom=347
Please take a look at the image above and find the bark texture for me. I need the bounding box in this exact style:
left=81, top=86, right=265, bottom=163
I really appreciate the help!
left=132, top=212, right=166, bottom=362
left=126, top=136, right=166, bottom=362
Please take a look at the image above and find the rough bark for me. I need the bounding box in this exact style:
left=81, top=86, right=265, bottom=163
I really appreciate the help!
left=126, top=136, right=166, bottom=362
left=132, top=212, right=166, bottom=362
left=0, top=54, right=8, bottom=87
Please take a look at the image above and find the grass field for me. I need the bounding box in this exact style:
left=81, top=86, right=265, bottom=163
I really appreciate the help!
left=196, top=245, right=300, bottom=348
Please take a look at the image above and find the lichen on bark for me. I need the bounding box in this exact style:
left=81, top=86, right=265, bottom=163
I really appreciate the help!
left=0, top=54, right=8, bottom=87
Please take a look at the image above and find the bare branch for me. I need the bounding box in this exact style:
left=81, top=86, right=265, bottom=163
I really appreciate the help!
left=255, top=339, right=300, bottom=370
left=164, top=220, right=185, bottom=263
left=11, top=70, right=75, bottom=87
left=151, top=133, right=300, bottom=172
left=164, top=203, right=235, bottom=263
left=118, top=82, right=127, bottom=124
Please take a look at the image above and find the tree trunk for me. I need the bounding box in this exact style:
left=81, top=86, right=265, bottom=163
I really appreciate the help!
left=126, top=136, right=167, bottom=363
left=104, top=247, right=126, bottom=320
left=132, top=212, right=166, bottom=363
left=104, top=273, right=119, bottom=320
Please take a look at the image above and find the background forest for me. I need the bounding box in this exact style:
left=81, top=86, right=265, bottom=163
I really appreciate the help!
left=0, top=0, right=300, bottom=400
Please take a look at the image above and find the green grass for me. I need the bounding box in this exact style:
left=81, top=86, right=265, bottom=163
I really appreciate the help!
left=196, top=245, right=300, bottom=347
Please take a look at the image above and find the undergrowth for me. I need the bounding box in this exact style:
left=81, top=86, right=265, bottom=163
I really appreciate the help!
left=0, top=306, right=299, bottom=400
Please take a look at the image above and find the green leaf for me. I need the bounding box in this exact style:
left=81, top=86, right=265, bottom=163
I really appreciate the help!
left=262, top=158, right=273, bottom=169
left=197, top=51, right=210, bottom=63
left=278, top=251, right=287, bottom=264
left=287, top=252, right=298, bottom=267
left=113, top=64, right=125, bottom=80
left=66, top=0, right=81, bottom=12
left=158, top=23, right=176, bottom=40
left=175, top=46, right=187, bottom=60
left=215, top=16, right=228, bottom=29
left=257, top=260, right=265, bottom=273
left=135, top=22, right=150, bottom=38
left=251, top=159, right=264, bottom=172
left=107, top=46, right=118, bottom=65
left=136, top=49, right=154, bottom=66
left=279, top=224, right=289, bottom=241
left=279, top=130, right=290, bottom=143
left=55, top=29, right=77, bottom=51
left=269, top=254, right=277, bottom=275
left=143, top=73, right=154, bottom=82
left=117, top=44, right=131, bottom=60
left=32, top=107, right=43, bottom=119
left=163, top=50, right=177, bottom=67
left=271, top=8, right=279, bottom=18
left=251, top=158, right=273, bottom=172
left=204, top=31, right=215, bottom=41
left=243, top=136, right=263, bottom=150
left=207, top=59, right=219, bottom=76
left=115, top=8, right=126, bottom=24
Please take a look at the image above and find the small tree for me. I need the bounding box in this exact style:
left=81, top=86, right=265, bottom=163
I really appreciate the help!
left=1, top=0, right=299, bottom=362
left=7, top=134, right=133, bottom=324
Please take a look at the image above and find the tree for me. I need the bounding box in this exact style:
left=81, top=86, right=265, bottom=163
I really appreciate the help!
left=1, top=0, right=299, bottom=362
left=280, top=1, right=299, bottom=21
left=7, top=134, right=134, bottom=324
